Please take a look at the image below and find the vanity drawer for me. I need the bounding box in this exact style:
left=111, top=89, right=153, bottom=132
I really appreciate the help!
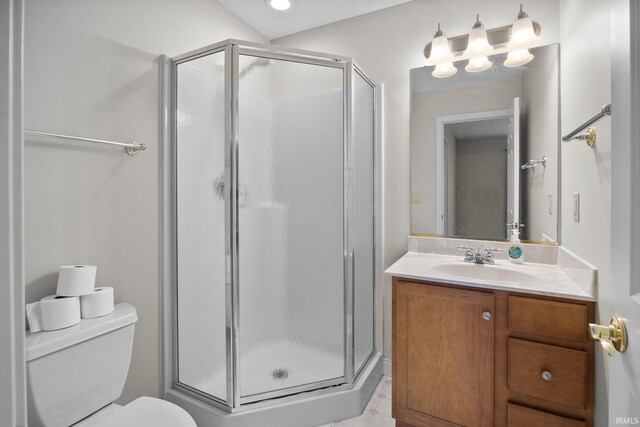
left=508, top=296, right=588, bottom=344
left=507, top=403, right=586, bottom=426
left=508, top=338, right=588, bottom=409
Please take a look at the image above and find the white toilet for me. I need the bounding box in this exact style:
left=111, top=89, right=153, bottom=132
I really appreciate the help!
left=25, top=303, right=196, bottom=427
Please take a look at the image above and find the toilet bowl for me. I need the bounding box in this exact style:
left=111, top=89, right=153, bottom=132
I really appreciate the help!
left=25, top=303, right=195, bottom=427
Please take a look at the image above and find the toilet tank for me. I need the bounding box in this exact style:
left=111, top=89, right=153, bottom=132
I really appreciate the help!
left=25, top=303, right=138, bottom=427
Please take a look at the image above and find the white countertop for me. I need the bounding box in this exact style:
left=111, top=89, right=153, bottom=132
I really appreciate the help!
left=385, top=252, right=595, bottom=302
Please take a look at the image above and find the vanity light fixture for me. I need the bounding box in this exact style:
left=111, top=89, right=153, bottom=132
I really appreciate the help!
left=465, top=56, right=492, bottom=73
left=507, top=4, right=540, bottom=50
left=463, top=15, right=493, bottom=72
left=464, top=15, right=493, bottom=57
left=433, top=62, right=458, bottom=78
left=423, top=4, right=541, bottom=77
left=426, top=24, right=457, bottom=78
left=503, top=5, right=539, bottom=67
left=504, top=49, right=534, bottom=67
left=267, top=0, right=292, bottom=11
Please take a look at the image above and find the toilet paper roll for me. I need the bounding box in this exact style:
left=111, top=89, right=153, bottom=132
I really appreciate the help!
left=26, top=302, right=43, bottom=333
left=80, top=287, right=115, bottom=318
left=56, top=265, right=97, bottom=296
left=39, top=295, right=81, bottom=331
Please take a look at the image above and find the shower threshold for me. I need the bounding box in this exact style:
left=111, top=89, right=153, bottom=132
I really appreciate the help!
left=166, top=352, right=383, bottom=427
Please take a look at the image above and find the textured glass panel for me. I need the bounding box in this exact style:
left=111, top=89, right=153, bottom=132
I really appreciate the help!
left=176, top=51, right=227, bottom=401
left=238, top=55, right=345, bottom=397
left=353, top=71, right=375, bottom=373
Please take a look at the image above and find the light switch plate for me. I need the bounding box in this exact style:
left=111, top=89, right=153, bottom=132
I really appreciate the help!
left=573, top=193, right=580, bottom=222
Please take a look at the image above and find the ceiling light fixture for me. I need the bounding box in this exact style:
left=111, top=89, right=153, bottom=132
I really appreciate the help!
left=267, top=0, right=292, bottom=11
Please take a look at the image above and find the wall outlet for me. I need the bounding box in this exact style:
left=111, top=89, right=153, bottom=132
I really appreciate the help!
left=411, top=194, right=421, bottom=204
left=573, top=193, right=580, bottom=222
left=548, top=193, right=553, bottom=215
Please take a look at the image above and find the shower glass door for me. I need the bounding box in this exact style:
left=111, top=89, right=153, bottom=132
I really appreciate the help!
left=236, top=51, right=346, bottom=401
left=175, top=49, right=228, bottom=403
left=353, top=68, right=376, bottom=375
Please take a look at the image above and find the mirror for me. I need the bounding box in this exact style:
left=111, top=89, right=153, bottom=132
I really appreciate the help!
left=410, top=44, right=559, bottom=243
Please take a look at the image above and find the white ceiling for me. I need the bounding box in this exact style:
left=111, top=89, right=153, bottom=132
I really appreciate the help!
left=216, top=0, right=414, bottom=40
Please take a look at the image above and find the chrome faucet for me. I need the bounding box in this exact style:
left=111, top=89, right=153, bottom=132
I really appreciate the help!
left=458, top=246, right=500, bottom=264
left=459, top=246, right=475, bottom=262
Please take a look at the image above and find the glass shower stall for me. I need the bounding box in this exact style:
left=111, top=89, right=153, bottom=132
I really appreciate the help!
left=166, top=40, right=378, bottom=416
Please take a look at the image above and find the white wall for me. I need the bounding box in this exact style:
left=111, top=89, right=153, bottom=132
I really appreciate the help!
left=23, top=0, right=267, bottom=403
left=275, top=0, right=560, bottom=358
left=559, top=1, right=611, bottom=425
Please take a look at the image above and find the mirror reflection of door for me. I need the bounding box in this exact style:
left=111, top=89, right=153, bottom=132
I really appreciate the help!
left=438, top=106, right=516, bottom=241
left=506, top=97, right=520, bottom=237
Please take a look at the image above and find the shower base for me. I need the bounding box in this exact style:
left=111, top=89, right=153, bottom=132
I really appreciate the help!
left=191, top=340, right=344, bottom=400
left=166, top=351, right=383, bottom=427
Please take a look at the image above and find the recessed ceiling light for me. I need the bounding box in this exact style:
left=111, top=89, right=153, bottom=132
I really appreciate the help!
left=267, top=0, right=292, bottom=11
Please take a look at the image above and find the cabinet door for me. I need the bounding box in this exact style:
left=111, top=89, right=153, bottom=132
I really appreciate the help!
left=393, top=280, right=494, bottom=427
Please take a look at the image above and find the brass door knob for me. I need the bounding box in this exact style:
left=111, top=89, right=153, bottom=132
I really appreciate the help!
left=589, top=316, right=628, bottom=357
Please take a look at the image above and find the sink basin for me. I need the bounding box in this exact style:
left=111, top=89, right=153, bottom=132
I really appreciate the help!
left=430, top=262, right=537, bottom=283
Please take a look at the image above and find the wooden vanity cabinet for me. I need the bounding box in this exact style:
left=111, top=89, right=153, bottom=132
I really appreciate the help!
left=392, top=277, right=595, bottom=427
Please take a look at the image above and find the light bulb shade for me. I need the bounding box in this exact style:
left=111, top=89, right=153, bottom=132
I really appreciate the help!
left=432, top=62, right=457, bottom=78
left=507, top=17, right=540, bottom=49
left=504, top=49, right=534, bottom=67
left=427, top=35, right=454, bottom=64
left=465, top=56, right=492, bottom=73
left=464, top=26, right=493, bottom=57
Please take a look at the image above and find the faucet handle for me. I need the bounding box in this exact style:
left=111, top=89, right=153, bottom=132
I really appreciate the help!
left=484, top=248, right=500, bottom=264
left=458, top=246, right=475, bottom=262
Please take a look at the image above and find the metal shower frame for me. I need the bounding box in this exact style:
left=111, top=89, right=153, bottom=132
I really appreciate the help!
left=161, top=39, right=381, bottom=413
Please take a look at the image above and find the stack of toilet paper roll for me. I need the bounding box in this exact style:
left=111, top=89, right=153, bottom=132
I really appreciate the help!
left=26, top=265, right=115, bottom=333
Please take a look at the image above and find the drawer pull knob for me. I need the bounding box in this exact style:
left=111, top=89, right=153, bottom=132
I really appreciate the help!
left=541, top=371, right=553, bottom=382
left=482, top=311, right=492, bottom=321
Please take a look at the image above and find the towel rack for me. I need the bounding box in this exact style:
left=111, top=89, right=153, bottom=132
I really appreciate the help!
left=24, top=130, right=146, bottom=156
left=562, top=104, right=611, bottom=147
left=521, top=156, right=547, bottom=170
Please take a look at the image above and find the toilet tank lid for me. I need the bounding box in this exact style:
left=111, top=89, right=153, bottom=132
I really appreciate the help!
left=25, top=303, right=137, bottom=362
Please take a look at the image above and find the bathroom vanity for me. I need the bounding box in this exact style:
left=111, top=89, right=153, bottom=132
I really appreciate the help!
left=387, top=243, right=596, bottom=427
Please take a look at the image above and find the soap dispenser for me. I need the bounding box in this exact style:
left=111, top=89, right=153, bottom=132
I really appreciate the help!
left=508, top=223, right=525, bottom=264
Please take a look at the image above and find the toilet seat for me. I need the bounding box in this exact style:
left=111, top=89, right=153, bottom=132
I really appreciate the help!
left=92, top=397, right=196, bottom=427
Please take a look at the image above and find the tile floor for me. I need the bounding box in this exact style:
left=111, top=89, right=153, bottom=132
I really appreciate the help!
left=318, top=376, right=394, bottom=427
